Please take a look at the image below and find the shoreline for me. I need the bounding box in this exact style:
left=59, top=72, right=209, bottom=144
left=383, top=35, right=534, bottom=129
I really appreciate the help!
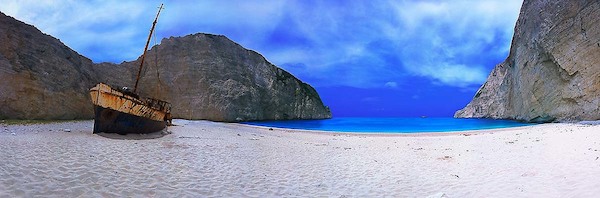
left=233, top=122, right=545, bottom=137
left=2, top=119, right=600, bottom=197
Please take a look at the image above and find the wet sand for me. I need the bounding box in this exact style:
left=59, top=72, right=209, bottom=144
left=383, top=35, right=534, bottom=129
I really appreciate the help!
left=1, top=119, right=600, bottom=197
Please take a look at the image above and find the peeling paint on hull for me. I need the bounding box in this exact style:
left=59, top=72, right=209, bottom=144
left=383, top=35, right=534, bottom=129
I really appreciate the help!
left=90, top=83, right=171, bottom=134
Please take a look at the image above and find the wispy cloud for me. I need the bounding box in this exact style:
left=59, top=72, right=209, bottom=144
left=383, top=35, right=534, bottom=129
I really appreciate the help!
left=384, top=82, right=398, bottom=89
left=387, top=1, right=521, bottom=87
left=1, top=0, right=522, bottom=89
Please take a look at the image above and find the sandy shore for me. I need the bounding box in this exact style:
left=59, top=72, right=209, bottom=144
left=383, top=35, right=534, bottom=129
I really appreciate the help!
left=1, top=120, right=600, bottom=197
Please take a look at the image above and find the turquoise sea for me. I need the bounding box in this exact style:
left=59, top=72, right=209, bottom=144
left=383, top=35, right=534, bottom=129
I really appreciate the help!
left=243, top=117, right=534, bottom=133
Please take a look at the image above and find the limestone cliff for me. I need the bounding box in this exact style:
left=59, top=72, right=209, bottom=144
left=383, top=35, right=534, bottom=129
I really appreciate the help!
left=0, top=11, right=331, bottom=121
left=455, top=1, right=600, bottom=122
left=104, top=33, right=332, bottom=122
left=0, top=12, right=97, bottom=119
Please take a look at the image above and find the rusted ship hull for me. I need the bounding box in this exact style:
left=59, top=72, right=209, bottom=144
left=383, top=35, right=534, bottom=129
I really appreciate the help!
left=90, top=83, right=171, bottom=134
left=93, top=106, right=167, bottom=134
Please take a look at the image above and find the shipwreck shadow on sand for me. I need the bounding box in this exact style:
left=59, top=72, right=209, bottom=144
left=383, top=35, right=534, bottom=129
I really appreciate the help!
left=95, top=129, right=171, bottom=140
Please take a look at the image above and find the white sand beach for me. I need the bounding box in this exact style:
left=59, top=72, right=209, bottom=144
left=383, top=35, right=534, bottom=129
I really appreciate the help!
left=2, top=120, right=600, bottom=197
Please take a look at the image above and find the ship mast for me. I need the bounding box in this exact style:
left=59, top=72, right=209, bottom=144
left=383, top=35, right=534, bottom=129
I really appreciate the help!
left=134, top=3, right=163, bottom=93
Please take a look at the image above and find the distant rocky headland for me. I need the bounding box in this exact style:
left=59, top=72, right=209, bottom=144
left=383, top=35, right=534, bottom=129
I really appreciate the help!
left=456, top=1, right=600, bottom=122
left=0, top=12, right=331, bottom=121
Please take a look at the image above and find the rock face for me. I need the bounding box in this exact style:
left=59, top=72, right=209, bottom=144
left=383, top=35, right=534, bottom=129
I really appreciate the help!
left=455, top=1, right=600, bottom=122
left=0, top=12, right=97, bottom=119
left=105, top=33, right=332, bottom=122
left=0, top=12, right=331, bottom=121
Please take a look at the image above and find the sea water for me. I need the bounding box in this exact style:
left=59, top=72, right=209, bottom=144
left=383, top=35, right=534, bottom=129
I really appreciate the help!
left=243, top=117, right=534, bottom=133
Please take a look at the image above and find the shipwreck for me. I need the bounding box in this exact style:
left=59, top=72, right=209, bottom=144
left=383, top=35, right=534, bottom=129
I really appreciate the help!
left=90, top=4, right=172, bottom=134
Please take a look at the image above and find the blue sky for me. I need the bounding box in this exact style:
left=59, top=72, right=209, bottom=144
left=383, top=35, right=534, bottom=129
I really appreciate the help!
left=3, top=0, right=523, bottom=117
